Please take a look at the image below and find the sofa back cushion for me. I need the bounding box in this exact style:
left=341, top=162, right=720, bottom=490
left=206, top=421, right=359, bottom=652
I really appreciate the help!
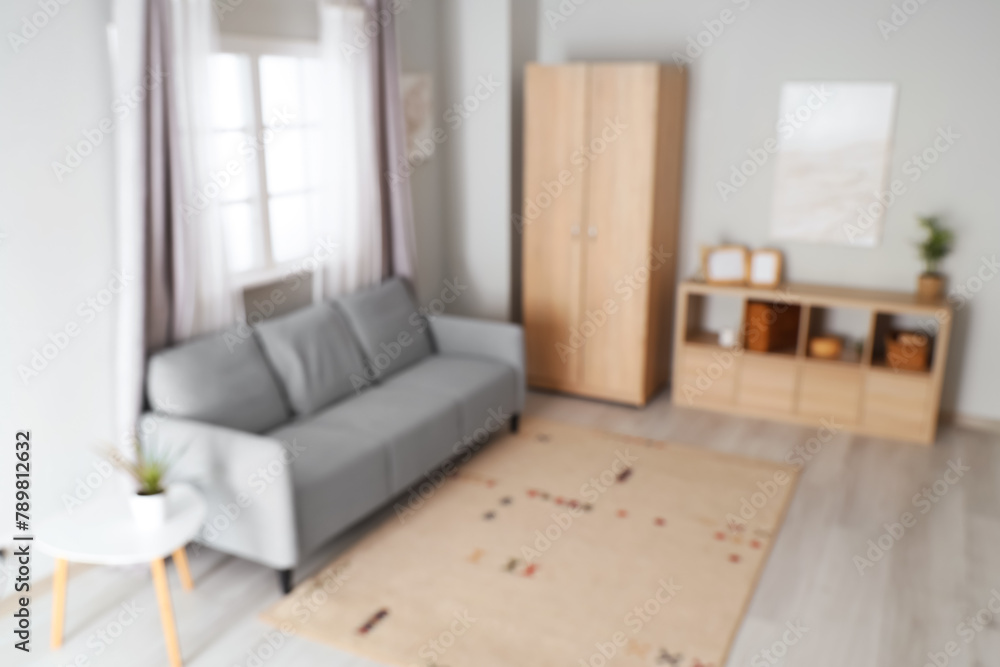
left=146, top=330, right=290, bottom=433
left=335, top=277, right=433, bottom=381
left=255, top=304, right=368, bottom=415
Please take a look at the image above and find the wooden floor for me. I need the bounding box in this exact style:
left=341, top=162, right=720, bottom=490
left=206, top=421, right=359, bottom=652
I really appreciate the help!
left=5, top=389, right=1000, bottom=666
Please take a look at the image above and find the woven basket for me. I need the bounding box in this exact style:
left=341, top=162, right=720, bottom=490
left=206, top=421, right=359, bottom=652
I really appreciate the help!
left=885, top=331, right=929, bottom=371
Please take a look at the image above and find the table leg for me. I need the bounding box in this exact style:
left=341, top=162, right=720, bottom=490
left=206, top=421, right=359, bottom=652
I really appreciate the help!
left=50, top=558, right=68, bottom=649
left=172, top=547, right=194, bottom=592
left=150, top=558, right=183, bottom=667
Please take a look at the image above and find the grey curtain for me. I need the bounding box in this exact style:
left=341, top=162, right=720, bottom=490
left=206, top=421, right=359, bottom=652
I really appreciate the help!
left=143, top=0, right=189, bottom=354
left=115, top=0, right=225, bottom=441
left=368, top=0, right=418, bottom=282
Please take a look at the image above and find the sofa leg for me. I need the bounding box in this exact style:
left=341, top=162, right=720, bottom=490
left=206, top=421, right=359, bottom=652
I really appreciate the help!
left=278, top=569, right=293, bottom=595
left=510, top=414, right=520, bottom=433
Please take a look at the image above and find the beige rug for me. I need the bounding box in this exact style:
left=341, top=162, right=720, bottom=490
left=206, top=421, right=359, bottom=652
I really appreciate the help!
left=262, top=418, right=799, bottom=667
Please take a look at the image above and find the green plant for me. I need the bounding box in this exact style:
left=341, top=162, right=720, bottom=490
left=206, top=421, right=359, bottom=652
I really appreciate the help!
left=916, top=216, right=954, bottom=274
left=110, top=437, right=183, bottom=495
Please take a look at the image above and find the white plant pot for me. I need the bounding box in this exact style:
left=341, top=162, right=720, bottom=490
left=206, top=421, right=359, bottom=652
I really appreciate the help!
left=130, top=492, right=168, bottom=530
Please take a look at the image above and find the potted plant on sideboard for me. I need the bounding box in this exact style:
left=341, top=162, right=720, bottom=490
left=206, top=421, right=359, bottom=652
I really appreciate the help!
left=916, top=215, right=953, bottom=301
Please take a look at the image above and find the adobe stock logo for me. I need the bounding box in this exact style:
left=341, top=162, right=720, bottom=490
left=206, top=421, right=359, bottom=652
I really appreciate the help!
left=576, top=579, right=682, bottom=667
left=922, top=589, right=1000, bottom=667
left=555, top=246, right=670, bottom=363
left=844, top=126, right=959, bottom=244
left=671, top=0, right=755, bottom=68
left=853, top=458, right=969, bottom=575
left=50, top=69, right=165, bottom=182
left=746, top=620, right=809, bottom=666
left=716, top=85, right=834, bottom=202
left=544, top=0, right=590, bottom=31
left=7, top=0, right=73, bottom=53
left=17, top=270, right=134, bottom=385
left=724, top=469, right=795, bottom=532
left=387, top=75, right=502, bottom=190
left=877, top=0, right=934, bottom=40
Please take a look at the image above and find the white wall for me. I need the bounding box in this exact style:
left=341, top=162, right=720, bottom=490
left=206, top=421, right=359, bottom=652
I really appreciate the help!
left=0, top=0, right=118, bottom=583
left=437, top=0, right=512, bottom=320
left=394, top=0, right=449, bottom=306
left=533, top=0, right=1000, bottom=420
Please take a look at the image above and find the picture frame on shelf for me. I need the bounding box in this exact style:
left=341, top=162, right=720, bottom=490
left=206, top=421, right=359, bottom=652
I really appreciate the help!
left=702, top=245, right=750, bottom=285
left=749, top=249, right=783, bottom=288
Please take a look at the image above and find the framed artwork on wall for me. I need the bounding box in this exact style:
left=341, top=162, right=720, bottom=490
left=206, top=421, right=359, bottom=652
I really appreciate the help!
left=770, top=82, right=898, bottom=247
left=401, top=72, right=434, bottom=157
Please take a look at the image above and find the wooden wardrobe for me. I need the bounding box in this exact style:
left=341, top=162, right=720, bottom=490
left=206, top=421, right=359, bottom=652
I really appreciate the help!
left=521, top=62, right=686, bottom=406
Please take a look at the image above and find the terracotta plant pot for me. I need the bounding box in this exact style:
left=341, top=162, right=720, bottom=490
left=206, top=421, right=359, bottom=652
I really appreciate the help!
left=917, top=272, right=945, bottom=301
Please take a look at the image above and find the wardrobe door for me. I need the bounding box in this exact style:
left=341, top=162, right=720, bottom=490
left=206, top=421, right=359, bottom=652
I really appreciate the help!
left=522, top=64, right=589, bottom=390
left=580, top=64, right=660, bottom=403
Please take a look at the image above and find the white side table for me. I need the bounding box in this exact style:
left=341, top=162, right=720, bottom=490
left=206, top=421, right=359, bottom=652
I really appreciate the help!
left=36, top=484, right=206, bottom=667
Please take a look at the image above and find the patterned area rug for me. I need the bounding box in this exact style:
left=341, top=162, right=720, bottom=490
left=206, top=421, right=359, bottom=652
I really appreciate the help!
left=262, top=418, right=799, bottom=667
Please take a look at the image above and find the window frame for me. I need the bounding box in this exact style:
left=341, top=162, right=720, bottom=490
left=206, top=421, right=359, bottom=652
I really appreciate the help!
left=215, top=35, right=322, bottom=292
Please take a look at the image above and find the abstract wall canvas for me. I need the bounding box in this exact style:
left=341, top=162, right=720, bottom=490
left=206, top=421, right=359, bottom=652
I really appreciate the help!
left=400, top=72, right=434, bottom=157
left=770, top=82, right=898, bottom=247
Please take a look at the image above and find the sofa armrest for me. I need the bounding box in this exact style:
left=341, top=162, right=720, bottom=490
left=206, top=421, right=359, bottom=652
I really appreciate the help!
left=139, top=413, right=299, bottom=569
left=429, top=314, right=526, bottom=412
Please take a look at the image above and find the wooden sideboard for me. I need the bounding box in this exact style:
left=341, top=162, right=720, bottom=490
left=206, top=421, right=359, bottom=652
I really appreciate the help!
left=671, top=280, right=952, bottom=445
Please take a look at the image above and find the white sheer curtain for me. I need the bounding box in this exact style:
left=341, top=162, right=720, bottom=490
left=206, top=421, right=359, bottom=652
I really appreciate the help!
left=112, top=0, right=230, bottom=445
left=166, top=0, right=232, bottom=337
left=317, top=0, right=417, bottom=296
left=318, top=0, right=385, bottom=295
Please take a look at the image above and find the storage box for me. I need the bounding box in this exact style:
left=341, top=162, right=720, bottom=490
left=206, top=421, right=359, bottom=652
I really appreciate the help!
left=885, top=331, right=930, bottom=371
left=744, top=301, right=801, bottom=353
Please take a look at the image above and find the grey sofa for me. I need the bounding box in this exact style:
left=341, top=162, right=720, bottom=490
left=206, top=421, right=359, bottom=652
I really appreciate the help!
left=140, top=278, right=524, bottom=592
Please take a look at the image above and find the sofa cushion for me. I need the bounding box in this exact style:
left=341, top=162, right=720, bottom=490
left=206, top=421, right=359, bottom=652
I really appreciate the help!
left=334, top=277, right=433, bottom=382
left=268, top=421, right=391, bottom=556
left=384, top=356, right=517, bottom=440
left=254, top=304, right=367, bottom=416
left=311, top=384, right=461, bottom=493
left=146, top=331, right=291, bottom=433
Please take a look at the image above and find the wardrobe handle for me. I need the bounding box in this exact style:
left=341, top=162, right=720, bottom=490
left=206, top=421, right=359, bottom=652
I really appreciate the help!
left=587, top=226, right=598, bottom=238
left=570, top=225, right=581, bottom=237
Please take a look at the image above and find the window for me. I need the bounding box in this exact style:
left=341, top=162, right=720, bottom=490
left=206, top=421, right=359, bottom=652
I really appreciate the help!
left=207, top=38, right=323, bottom=281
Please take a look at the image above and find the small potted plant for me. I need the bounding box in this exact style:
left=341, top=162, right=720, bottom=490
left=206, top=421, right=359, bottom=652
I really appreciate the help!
left=915, top=215, right=953, bottom=301
left=111, top=437, right=182, bottom=529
